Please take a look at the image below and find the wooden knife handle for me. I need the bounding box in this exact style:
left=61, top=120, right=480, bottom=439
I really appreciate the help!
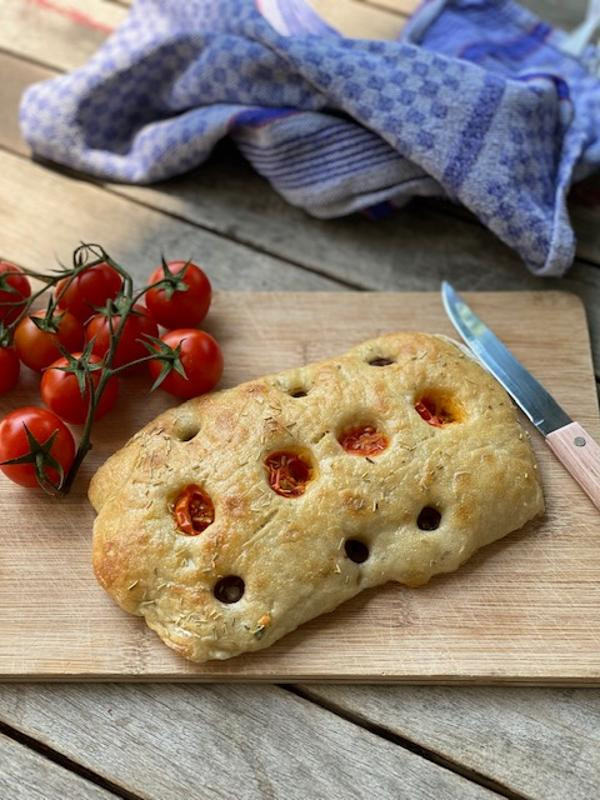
left=546, top=422, right=600, bottom=511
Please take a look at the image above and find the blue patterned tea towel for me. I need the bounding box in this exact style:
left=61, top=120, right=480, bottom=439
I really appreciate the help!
left=19, top=0, right=600, bottom=276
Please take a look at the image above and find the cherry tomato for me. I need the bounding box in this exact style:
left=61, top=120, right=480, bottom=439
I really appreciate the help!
left=85, top=304, right=158, bottom=368
left=145, top=260, right=212, bottom=329
left=0, top=347, right=20, bottom=394
left=0, top=261, right=31, bottom=325
left=148, top=328, right=223, bottom=399
left=414, top=397, right=454, bottom=427
left=0, top=406, right=76, bottom=488
left=174, top=484, right=215, bottom=535
left=265, top=450, right=312, bottom=498
left=40, top=353, right=119, bottom=425
left=338, top=425, right=389, bottom=456
left=55, top=262, right=122, bottom=323
left=14, top=310, right=84, bottom=372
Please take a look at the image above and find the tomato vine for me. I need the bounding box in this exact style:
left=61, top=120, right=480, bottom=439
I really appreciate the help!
left=0, top=243, right=221, bottom=496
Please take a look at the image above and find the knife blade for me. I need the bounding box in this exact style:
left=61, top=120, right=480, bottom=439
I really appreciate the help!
left=442, top=282, right=600, bottom=510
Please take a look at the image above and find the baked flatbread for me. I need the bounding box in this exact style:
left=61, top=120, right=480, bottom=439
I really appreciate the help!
left=90, top=333, right=544, bottom=663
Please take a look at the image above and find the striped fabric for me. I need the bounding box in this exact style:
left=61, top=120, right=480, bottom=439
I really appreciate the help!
left=19, top=0, right=600, bottom=276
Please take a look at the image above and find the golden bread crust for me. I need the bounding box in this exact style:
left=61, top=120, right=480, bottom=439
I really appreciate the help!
left=90, top=333, right=544, bottom=663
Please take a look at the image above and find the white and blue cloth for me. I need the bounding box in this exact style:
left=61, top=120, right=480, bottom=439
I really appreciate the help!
left=19, top=0, right=600, bottom=276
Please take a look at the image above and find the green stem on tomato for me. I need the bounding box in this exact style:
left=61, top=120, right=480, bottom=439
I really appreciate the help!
left=130, top=278, right=167, bottom=306
left=59, top=370, right=97, bottom=494
left=107, top=352, right=157, bottom=375
left=6, top=277, right=62, bottom=333
left=60, top=249, right=141, bottom=493
left=5, top=249, right=112, bottom=336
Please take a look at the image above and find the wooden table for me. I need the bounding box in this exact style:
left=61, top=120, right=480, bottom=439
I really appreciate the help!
left=1, top=1, right=599, bottom=798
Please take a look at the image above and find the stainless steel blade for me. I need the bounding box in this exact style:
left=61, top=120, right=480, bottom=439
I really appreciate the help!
left=441, top=282, right=571, bottom=436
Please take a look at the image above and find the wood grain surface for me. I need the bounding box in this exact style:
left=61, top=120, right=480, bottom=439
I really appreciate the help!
left=299, top=683, right=600, bottom=800
left=0, top=684, right=503, bottom=800
left=0, top=151, right=341, bottom=293
left=0, top=731, right=117, bottom=800
left=0, top=290, right=597, bottom=683
left=310, top=0, right=407, bottom=37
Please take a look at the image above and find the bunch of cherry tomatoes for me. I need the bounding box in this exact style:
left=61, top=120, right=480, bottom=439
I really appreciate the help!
left=0, top=244, right=223, bottom=495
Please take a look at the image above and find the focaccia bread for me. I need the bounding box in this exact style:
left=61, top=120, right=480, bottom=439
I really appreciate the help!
left=90, top=332, right=544, bottom=664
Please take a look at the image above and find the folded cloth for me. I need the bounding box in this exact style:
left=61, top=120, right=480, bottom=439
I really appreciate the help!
left=19, top=0, right=600, bottom=276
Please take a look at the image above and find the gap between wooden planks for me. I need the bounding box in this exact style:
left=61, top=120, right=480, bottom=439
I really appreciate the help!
left=295, top=683, right=600, bottom=800
left=0, top=730, right=117, bottom=800
left=0, top=685, right=504, bottom=800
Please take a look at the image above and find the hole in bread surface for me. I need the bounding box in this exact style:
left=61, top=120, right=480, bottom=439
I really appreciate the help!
left=417, top=506, right=442, bottom=531
left=174, top=485, right=215, bottom=535
left=214, top=576, right=245, bottom=604
left=265, top=450, right=313, bottom=498
left=290, top=388, right=308, bottom=398
left=368, top=357, right=395, bottom=367
left=414, top=393, right=461, bottom=427
left=338, top=424, right=389, bottom=457
left=344, top=539, right=370, bottom=563
left=178, top=428, right=199, bottom=442
left=173, top=418, right=201, bottom=442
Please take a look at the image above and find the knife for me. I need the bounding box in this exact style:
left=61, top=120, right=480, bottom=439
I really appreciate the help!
left=442, top=282, right=600, bottom=511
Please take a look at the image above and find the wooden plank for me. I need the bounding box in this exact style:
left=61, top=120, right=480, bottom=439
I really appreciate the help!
left=359, top=0, right=415, bottom=16
left=0, top=0, right=591, bottom=70
left=0, top=684, right=502, bottom=800
left=518, top=0, right=589, bottom=28
left=0, top=0, right=122, bottom=70
left=570, top=180, right=600, bottom=272
left=1, top=0, right=587, bottom=78
left=9, top=0, right=588, bottom=70
left=0, top=0, right=404, bottom=74
left=0, top=731, right=116, bottom=800
left=308, top=0, right=406, bottom=38
left=0, top=149, right=341, bottom=291
left=361, top=0, right=589, bottom=30
left=0, top=53, right=30, bottom=156
left=300, top=684, right=600, bottom=800
left=0, top=291, right=598, bottom=682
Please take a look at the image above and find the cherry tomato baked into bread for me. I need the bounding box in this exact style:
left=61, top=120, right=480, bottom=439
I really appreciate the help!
left=89, top=333, right=544, bottom=664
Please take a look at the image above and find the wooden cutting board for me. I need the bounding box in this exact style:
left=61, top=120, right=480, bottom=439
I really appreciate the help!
left=1, top=291, right=598, bottom=684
